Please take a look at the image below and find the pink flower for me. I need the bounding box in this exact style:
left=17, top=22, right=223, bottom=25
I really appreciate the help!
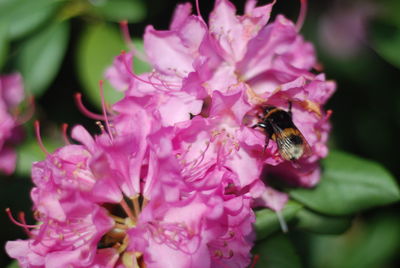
left=7, top=0, right=336, bottom=267
left=7, top=101, right=255, bottom=267
left=0, top=73, right=24, bottom=174
left=136, top=0, right=335, bottom=187
left=128, top=182, right=255, bottom=268
left=318, top=1, right=376, bottom=58
left=6, top=203, right=114, bottom=268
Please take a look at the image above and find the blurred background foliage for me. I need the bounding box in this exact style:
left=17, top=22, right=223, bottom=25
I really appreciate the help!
left=0, top=0, right=399, bottom=267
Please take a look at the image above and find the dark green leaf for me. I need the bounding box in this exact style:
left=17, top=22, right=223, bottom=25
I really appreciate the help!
left=370, top=20, right=400, bottom=69
left=255, top=201, right=302, bottom=240
left=0, top=0, right=62, bottom=40
left=295, top=209, right=352, bottom=235
left=380, top=0, right=400, bottom=27
left=132, top=39, right=151, bottom=74
left=15, top=137, right=62, bottom=177
left=76, top=24, right=151, bottom=108
left=290, top=151, right=400, bottom=215
left=17, top=22, right=69, bottom=96
left=91, top=0, right=146, bottom=23
left=253, top=233, right=302, bottom=268
left=76, top=23, right=125, bottom=108
left=309, top=214, right=400, bottom=268
left=6, top=261, right=20, bottom=268
left=0, top=21, right=9, bottom=70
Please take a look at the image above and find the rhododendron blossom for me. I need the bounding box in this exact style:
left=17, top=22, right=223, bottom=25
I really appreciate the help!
left=7, top=0, right=335, bottom=267
left=0, top=73, right=24, bottom=174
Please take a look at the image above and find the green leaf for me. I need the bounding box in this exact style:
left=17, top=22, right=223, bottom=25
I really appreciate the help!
left=309, top=214, right=400, bottom=268
left=132, top=39, right=151, bottom=74
left=289, top=150, right=400, bottom=215
left=370, top=20, right=400, bottom=69
left=0, top=21, right=9, bottom=70
left=255, top=201, right=302, bottom=240
left=17, top=22, right=69, bottom=96
left=15, top=137, right=62, bottom=177
left=380, top=0, right=400, bottom=27
left=91, top=0, right=146, bottom=23
left=6, top=261, right=20, bottom=268
left=0, top=0, right=62, bottom=40
left=253, top=233, right=302, bottom=268
left=76, top=23, right=124, bottom=108
left=76, top=23, right=152, bottom=108
left=295, top=209, right=352, bottom=235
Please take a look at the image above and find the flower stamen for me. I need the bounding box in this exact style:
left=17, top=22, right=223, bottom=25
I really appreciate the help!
left=61, top=123, right=70, bottom=145
left=99, top=80, right=114, bottom=142
left=34, top=120, right=50, bottom=156
left=119, top=199, right=136, bottom=223
left=120, top=51, right=180, bottom=88
left=195, top=0, right=204, bottom=22
left=132, top=196, right=141, bottom=219
left=5, top=208, right=37, bottom=231
left=296, top=0, right=308, bottom=31
left=74, top=93, right=106, bottom=120
left=120, top=20, right=147, bottom=62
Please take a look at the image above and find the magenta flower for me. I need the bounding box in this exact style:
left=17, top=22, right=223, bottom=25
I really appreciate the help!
left=7, top=106, right=255, bottom=267
left=0, top=73, right=24, bottom=174
left=7, top=0, right=336, bottom=267
left=124, top=0, right=335, bottom=187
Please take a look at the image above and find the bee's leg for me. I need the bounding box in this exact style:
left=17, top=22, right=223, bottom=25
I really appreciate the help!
left=288, top=101, right=293, bottom=117
left=251, top=122, right=267, bottom=129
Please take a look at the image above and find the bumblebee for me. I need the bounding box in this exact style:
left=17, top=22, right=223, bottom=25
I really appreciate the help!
left=252, top=102, right=311, bottom=161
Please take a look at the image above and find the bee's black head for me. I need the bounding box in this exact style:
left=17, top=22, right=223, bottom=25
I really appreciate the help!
left=261, top=105, right=276, bottom=114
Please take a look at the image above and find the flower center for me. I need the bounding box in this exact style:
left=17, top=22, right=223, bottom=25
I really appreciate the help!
left=99, top=195, right=148, bottom=267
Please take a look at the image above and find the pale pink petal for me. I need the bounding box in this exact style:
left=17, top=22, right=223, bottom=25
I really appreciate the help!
left=254, top=187, right=289, bottom=211
left=170, top=2, right=192, bottom=30
left=144, top=26, right=194, bottom=76
left=0, top=146, right=16, bottom=174
left=178, top=16, right=208, bottom=54
left=158, top=92, right=203, bottom=126
left=71, top=125, right=96, bottom=153
left=209, top=0, right=247, bottom=62
left=238, top=15, right=298, bottom=80
left=0, top=73, right=24, bottom=107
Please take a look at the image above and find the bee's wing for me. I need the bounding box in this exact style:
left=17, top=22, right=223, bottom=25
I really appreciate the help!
left=297, top=130, right=313, bottom=158
left=272, top=126, right=312, bottom=160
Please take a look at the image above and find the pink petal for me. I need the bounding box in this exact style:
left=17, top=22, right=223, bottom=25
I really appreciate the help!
left=209, top=0, right=247, bottom=62
left=144, top=26, right=194, bottom=76
left=0, top=73, right=24, bottom=108
left=170, top=3, right=192, bottom=30
left=0, top=146, right=16, bottom=174
left=71, top=125, right=96, bottom=153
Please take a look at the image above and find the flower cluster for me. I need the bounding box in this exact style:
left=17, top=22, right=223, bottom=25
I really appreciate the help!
left=0, top=73, right=24, bottom=174
left=6, top=0, right=335, bottom=267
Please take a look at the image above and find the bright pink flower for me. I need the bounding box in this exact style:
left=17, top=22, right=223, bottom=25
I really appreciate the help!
left=0, top=73, right=24, bottom=174
left=6, top=203, right=114, bottom=268
left=7, top=1, right=336, bottom=267
left=7, top=117, right=256, bottom=267
left=137, top=0, right=335, bottom=188
left=128, top=183, right=255, bottom=268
